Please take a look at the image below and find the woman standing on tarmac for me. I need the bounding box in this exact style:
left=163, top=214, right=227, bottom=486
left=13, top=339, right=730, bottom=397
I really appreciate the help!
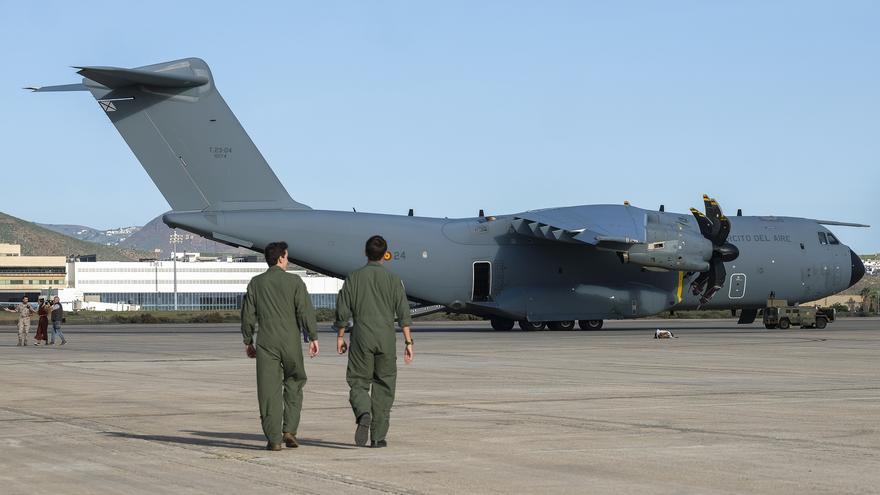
left=34, top=298, right=50, bottom=346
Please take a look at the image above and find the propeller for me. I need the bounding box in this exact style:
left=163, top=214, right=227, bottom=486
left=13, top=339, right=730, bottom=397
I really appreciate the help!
left=688, top=195, right=740, bottom=305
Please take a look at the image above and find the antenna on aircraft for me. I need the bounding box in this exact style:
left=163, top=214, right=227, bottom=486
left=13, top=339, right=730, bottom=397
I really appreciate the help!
left=624, top=201, right=630, bottom=206
left=659, top=204, right=665, bottom=212
left=737, top=209, right=742, bottom=216
left=352, top=207, right=357, bottom=213
left=479, top=209, right=485, bottom=218
left=408, top=209, right=414, bottom=217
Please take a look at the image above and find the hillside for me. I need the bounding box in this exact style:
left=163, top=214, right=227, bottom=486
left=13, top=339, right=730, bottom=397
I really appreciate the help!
left=119, top=214, right=252, bottom=256
left=39, top=223, right=140, bottom=246
left=0, top=212, right=148, bottom=261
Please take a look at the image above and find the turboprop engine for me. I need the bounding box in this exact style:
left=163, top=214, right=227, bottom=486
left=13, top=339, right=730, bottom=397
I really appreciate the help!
left=618, top=195, right=739, bottom=304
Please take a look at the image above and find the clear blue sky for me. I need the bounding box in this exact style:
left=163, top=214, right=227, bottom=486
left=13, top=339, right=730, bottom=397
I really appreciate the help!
left=1, top=1, right=878, bottom=252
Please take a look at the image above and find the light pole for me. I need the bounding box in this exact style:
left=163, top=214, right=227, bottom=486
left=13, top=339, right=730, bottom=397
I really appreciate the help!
left=169, top=232, right=182, bottom=310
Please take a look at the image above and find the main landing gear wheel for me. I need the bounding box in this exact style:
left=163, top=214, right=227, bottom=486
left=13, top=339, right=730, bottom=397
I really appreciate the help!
left=518, top=320, right=546, bottom=331
left=577, top=319, right=603, bottom=330
left=547, top=321, right=576, bottom=331
left=490, top=318, right=515, bottom=331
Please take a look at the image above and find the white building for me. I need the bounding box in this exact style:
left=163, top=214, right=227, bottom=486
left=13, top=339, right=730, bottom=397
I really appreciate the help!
left=64, top=259, right=343, bottom=311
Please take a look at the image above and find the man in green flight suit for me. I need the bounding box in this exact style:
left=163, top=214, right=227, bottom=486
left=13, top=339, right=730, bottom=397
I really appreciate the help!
left=336, top=235, right=414, bottom=448
left=241, top=241, right=319, bottom=451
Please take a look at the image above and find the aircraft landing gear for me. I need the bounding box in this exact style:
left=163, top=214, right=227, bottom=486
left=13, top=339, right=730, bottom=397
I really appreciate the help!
left=490, top=318, right=515, bottom=331
left=577, top=319, right=603, bottom=330
left=518, top=320, right=546, bottom=331
left=547, top=321, right=576, bottom=331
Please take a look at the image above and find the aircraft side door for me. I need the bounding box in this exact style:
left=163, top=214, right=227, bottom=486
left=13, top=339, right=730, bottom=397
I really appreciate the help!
left=471, top=261, right=492, bottom=302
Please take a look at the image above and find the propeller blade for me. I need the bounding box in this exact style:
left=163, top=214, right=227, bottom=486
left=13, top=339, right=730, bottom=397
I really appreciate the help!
left=688, top=195, right=739, bottom=305
left=690, top=208, right=713, bottom=238
left=703, top=195, right=723, bottom=222
left=700, top=259, right=727, bottom=304
left=715, top=215, right=731, bottom=245
left=690, top=271, right=710, bottom=296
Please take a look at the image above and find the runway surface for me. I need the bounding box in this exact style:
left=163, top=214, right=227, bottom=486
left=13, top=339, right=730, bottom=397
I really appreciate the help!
left=1, top=318, right=878, bottom=494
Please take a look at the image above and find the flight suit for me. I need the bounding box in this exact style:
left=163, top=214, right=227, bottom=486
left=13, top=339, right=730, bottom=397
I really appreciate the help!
left=241, top=266, right=318, bottom=445
left=335, top=261, right=412, bottom=443
left=14, top=303, right=35, bottom=346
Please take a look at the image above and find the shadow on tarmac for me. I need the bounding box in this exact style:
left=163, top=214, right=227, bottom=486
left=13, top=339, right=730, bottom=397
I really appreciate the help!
left=186, top=430, right=355, bottom=450
left=105, top=430, right=356, bottom=450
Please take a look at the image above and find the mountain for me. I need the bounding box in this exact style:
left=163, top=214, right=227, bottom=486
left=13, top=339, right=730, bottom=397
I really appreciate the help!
left=0, top=212, right=148, bottom=261
left=118, top=214, right=252, bottom=256
left=40, top=214, right=251, bottom=257
left=39, top=223, right=141, bottom=246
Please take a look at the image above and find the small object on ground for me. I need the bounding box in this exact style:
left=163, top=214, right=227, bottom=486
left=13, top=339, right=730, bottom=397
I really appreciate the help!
left=654, top=329, right=675, bottom=339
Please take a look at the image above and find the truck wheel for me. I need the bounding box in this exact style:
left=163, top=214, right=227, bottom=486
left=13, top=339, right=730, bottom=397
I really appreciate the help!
left=490, top=318, right=515, bottom=331
left=815, top=317, right=827, bottom=329
left=578, top=319, right=603, bottom=330
left=778, top=318, right=790, bottom=330
left=518, top=320, right=545, bottom=331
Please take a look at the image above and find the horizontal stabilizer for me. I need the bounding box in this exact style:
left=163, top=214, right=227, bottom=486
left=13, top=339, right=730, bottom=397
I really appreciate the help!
left=24, top=83, right=88, bottom=92
left=74, top=65, right=209, bottom=89
left=813, top=219, right=870, bottom=228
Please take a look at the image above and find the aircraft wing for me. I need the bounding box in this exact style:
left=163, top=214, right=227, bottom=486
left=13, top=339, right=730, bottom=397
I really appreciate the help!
left=511, top=205, right=647, bottom=248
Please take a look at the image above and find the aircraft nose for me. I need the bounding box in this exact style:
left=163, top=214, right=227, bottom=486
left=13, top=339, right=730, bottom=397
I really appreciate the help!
left=849, top=249, right=865, bottom=288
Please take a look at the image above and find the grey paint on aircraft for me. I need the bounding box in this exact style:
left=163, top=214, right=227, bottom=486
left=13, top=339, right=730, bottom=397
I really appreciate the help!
left=30, top=58, right=869, bottom=325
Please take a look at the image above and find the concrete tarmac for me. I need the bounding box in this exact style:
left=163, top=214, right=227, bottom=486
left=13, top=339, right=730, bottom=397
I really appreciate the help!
left=1, top=319, right=878, bottom=494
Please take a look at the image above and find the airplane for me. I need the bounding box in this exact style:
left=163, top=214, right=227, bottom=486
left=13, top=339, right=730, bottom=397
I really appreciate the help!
left=28, top=58, right=869, bottom=331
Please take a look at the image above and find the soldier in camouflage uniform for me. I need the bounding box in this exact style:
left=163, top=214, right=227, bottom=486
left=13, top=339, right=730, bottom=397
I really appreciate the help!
left=336, top=235, right=414, bottom=448
left=4, top=296, right=36, bottom=346
left=241, top=242, right=319, bottom=451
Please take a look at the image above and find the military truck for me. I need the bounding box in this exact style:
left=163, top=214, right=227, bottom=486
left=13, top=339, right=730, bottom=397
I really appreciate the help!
left=762, top=299, right=835, bottom=329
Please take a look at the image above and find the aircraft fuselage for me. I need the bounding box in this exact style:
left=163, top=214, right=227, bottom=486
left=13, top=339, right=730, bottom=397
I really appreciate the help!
left=165, top=206, right=861, bottom=322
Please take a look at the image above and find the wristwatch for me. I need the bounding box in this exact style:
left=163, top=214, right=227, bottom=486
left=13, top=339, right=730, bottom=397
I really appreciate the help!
left=404, top=339, right=413, bottom=346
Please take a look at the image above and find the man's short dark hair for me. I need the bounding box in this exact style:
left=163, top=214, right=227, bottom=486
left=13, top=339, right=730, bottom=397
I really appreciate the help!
left=365, top=235, right=388, bottom=261
left=264, top=241, right=289, bottom=266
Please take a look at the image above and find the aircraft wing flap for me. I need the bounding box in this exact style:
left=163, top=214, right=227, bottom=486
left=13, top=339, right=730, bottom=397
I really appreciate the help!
left=513, top=205, right=647, bottom=246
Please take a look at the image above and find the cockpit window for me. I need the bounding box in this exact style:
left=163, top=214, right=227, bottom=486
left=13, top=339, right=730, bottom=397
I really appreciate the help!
left=818, top=232, right=828, bottom=245
left=827, top=233, right=840, bottom=245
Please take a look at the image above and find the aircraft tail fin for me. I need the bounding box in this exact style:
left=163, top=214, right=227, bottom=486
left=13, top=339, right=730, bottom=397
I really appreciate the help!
left=34, top=58, right=308, bottom=212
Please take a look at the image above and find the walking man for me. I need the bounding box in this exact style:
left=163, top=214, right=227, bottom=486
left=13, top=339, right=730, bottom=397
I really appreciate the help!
left=4, top=296, right=36, bottom=346
left=49, top=296, right=67, bottom=345
left=241, top=242, right=319, bottom=451
left=335, top=235, right=413, bottom=448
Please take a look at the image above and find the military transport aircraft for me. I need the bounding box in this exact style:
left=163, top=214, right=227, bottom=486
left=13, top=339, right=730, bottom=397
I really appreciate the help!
left=29, top=58, right=868, bottom=331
